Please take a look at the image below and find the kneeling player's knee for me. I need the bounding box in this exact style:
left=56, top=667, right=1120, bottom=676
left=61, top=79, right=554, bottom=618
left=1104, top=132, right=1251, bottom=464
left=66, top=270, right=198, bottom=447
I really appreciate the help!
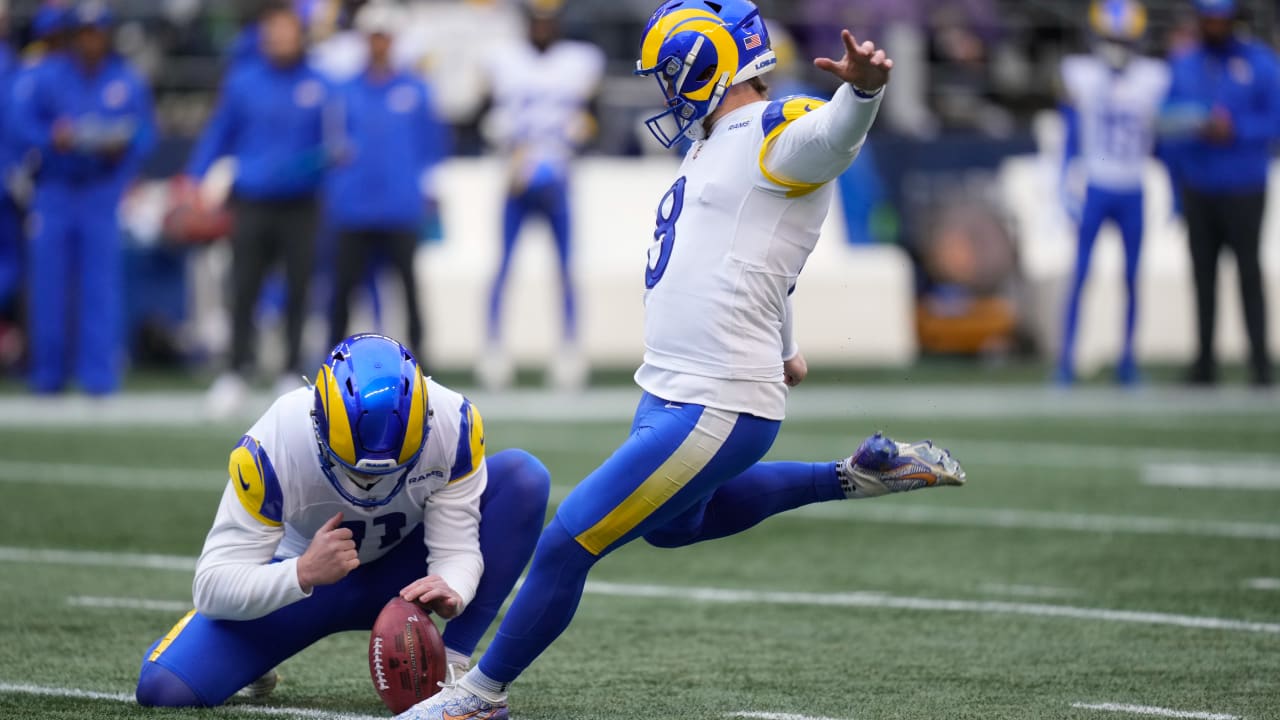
left=136, top=661, right=204, bottom=707
left=491, top=448, right=552, bottom=509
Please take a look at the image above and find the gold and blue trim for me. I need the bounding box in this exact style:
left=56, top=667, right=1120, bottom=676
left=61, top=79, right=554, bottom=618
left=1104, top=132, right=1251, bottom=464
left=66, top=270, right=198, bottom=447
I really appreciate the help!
left=759, top=95, right=829, bottom=198
left=229, top=435, right=284, bottom=527
left=448, top=399, right=486, bottom=484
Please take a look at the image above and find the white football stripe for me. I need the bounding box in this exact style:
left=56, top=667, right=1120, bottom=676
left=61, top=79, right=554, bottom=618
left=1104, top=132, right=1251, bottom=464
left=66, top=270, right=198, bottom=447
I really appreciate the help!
left=1071, top=701, right=1241, bottom=719
left=732, top=707, right=849, bottom=712
left=0, top=546, right=194, bottom=571
left=792, top=503, right=1280, bottom=541
left=581, top=581, right=1280, bottom=635
left=977, top=583, right=1082, bottom=599
left=0, top=460, right=222, bottom=491
left=0, top=682, right=386, bottom=720
left=1244, top=577, right=1280, bottom=591
left=6, top=546, right=1280, bottom=635
left=67, top=595, right=190, bottom=613
left=1141, top=462, right=1280, bottom=490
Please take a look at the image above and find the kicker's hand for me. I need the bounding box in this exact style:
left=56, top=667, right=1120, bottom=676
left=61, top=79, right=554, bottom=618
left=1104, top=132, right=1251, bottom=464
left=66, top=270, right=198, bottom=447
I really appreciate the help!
left=814, top=29, right=893, bottom=94
left=784, top=353, right=809, bottom=387
left=296, top=512, right=359, bottom=592
left=400, top=575, right=463, bottom=619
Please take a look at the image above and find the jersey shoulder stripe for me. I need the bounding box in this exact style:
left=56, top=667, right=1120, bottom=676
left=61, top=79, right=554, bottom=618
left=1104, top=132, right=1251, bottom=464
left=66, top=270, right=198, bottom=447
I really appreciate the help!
left=448, top=399, right=486, bottom=484
left=229, top=435, right=284, bottom=527
left=761, top=95, right=828, bottom=136
left=759, top=95, right=829, bottom=197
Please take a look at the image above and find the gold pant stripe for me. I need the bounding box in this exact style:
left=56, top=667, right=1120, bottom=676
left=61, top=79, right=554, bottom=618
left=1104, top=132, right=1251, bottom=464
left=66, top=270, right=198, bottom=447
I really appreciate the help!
left=575, top=407, right=738, bottom=555
left=148, top=609, right=196, bottom=663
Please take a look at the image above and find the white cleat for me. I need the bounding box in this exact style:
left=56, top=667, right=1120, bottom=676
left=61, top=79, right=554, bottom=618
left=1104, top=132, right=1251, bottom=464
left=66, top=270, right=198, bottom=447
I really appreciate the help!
left=235, top=669, right=278, bottom=700
left=839, top=432, right=966, bottom=499
left=395, top=678, right=508, bottom=720
left=476, top=348, right=515, bottom=392
left=547, top=345, right=589, bottom=392
left=205, top=372, right=249, bottom=421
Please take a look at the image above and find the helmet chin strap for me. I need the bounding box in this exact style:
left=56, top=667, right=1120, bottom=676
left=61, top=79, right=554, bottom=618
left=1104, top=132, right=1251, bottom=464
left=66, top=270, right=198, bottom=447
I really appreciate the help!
left=689, top=72, right=732, bottom=140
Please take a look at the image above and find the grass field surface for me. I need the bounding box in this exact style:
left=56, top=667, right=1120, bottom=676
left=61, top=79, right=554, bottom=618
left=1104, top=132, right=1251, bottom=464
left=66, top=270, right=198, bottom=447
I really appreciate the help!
left=0, top=385, right=1277, bottom=719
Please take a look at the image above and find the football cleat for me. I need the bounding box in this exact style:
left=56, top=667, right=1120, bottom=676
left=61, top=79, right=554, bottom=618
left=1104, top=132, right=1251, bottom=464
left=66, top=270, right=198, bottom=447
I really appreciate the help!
left=395, top=682, right=508, bottom=720
left=838, top=432, right=966, bottom=499
left=235, top=669, right=278, bottom=700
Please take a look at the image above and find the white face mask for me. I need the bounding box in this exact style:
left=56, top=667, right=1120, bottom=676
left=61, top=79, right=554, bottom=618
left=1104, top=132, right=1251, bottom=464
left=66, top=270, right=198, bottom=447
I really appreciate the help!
left=1097, top=40, right=1133, bottom=69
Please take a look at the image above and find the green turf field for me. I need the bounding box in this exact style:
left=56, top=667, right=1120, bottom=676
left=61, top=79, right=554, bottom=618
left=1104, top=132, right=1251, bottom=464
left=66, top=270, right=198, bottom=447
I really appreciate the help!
left=0, top=387, right=1278, bottom=720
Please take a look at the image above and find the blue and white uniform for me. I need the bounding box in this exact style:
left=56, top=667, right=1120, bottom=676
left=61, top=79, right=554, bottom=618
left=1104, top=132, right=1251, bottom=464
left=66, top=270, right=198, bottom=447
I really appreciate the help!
left=475, top=83, right=883, bottom=684
left=1058, top=53, right=1170, bottom=382
left=483, top=39, right=604, bottom=344
left=135, top=380, right=550, bottom=707
left=12, top=51, right=156, bottom=394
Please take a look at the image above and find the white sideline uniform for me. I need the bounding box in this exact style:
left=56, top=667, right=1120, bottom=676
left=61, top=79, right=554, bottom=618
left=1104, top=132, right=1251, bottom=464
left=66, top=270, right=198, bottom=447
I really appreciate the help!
left=1061, top=54, right=1171, bottom=191
left=192, top=380, right=487, bottom=621
left=635, top=83, right=884, bottom=421
left=483, top=39, right=605, bottom=185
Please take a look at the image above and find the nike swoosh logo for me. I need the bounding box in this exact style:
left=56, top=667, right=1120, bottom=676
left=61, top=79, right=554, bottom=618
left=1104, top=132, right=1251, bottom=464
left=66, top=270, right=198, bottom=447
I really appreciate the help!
left=237, top=468, right=251, bottom=492
left=442, top=711, right=494, bottom=720
left=664, top=403, right=683, bottom=409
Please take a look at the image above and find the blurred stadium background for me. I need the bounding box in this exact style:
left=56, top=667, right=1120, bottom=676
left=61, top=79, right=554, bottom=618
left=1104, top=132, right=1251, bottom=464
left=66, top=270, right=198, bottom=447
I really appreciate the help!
left=0, top=0, right=1275, bottom=388
left=0, top=1, right=1278, bottom=719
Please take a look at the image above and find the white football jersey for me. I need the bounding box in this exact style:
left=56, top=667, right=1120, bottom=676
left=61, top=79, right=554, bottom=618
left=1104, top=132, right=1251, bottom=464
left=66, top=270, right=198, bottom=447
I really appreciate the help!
left=239, top=382, right=482, bottom=563
left=484, top=39, right=605, bottom=184
left=1061, top=54, right=1171, bottom=191
left=191, top=379, right=487, bottom=621
left=636, top=86, right=881, bottom=420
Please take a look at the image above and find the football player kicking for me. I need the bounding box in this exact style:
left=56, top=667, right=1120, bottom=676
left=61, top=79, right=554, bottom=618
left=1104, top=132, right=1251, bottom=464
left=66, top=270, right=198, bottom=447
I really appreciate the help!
left=400, top=2, right=966, bottom=718
left=135, top=333, right=551, bottom=707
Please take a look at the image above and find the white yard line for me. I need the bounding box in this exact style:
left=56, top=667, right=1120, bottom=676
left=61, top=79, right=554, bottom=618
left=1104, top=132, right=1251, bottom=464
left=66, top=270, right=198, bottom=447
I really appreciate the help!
left=732, top=707, right=849, bottom=712
left=977, top=583, right=1082, bottom=599
left=792, top=503, right=1280, bottom=541
left=1244, top=578, right=1280, bottom=591
left=0, top=461, right=222, bottom=491
left=581, top=581, right=1280, bottom=635
left=0, top=546, right=194, bottom=571
left=1140, top=463, right=1280, bottom=491
left=0, top=385, right=1276, bottom=428
left=0, top=682, right=385, bottom=720
left=1071, top=701, right=1241, bottom=719
left=48, top=573, right=1280, bottom=637
left=67, top=595, right=190, bottom=613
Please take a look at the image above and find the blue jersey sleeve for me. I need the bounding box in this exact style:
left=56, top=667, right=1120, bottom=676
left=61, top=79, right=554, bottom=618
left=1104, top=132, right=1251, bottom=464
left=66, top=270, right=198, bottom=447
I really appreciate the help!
left=186, top=71, right=242, bottom=178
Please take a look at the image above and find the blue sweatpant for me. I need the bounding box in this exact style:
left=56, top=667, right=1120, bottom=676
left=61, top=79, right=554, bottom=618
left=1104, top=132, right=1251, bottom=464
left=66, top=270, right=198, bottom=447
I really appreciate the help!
left=135, top=449, right=551, bottom=707
left=487, top=178, right=575, bottom=344
left=1058, top=185, right=1144, bottom=382
left=27, top=181, right=125, bottom=394
left=477, top=393, right=845, bottom=683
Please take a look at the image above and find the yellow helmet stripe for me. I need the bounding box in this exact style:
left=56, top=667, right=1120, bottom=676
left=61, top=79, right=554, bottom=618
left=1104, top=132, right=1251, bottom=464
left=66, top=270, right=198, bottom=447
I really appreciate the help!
left=639, top=7, right=721, bottom=70
left=673, top=19, right=740, bottom=102
left=320, top=365, right=357, bottom=465
left=397, top=365, right=427, bottom=465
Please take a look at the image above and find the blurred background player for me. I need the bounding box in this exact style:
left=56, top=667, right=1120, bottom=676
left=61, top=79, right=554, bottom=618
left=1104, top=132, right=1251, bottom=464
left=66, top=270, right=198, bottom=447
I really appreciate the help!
left=136, top=333, right=551, bottom=708
left=14, top=0, right=155, bottom=395
left=1164, top=0, right=1278, bottom=387
left=327, top=2, right=448, bottom=363
left=477, top=0, right=604, bottom=392
left=398, top=3, right=964, bottom=718
left=185, top=2, right=333, bottom=416
left=1056, top=0, right=1169, bottom=385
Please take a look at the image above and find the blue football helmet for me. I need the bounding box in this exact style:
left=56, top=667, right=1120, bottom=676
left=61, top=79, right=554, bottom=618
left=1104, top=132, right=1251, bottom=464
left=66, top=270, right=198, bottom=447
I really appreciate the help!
left=635, top=0, right=776, bottom=147
left=312, top=334, right=430, bottom=507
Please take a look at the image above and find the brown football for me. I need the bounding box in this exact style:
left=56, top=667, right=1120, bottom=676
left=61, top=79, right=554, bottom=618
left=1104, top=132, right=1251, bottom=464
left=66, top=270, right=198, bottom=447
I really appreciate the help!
left=369, top=597, right=447, bottom=714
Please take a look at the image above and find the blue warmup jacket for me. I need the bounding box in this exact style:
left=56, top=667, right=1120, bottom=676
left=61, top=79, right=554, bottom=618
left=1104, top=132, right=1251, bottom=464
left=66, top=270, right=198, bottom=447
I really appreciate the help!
left=187, top=60, right=332, bottom=200
left=11, top=53, right=155, bottom=187
left=327, top=70, right=447, bottom=229
left=1165, top=38, right=1280, bottom=193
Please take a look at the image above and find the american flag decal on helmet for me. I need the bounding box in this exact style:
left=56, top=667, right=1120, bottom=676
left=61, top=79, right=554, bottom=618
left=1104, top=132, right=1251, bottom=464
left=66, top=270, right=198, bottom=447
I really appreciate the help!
left=744, top=33, right=762, bottom=49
